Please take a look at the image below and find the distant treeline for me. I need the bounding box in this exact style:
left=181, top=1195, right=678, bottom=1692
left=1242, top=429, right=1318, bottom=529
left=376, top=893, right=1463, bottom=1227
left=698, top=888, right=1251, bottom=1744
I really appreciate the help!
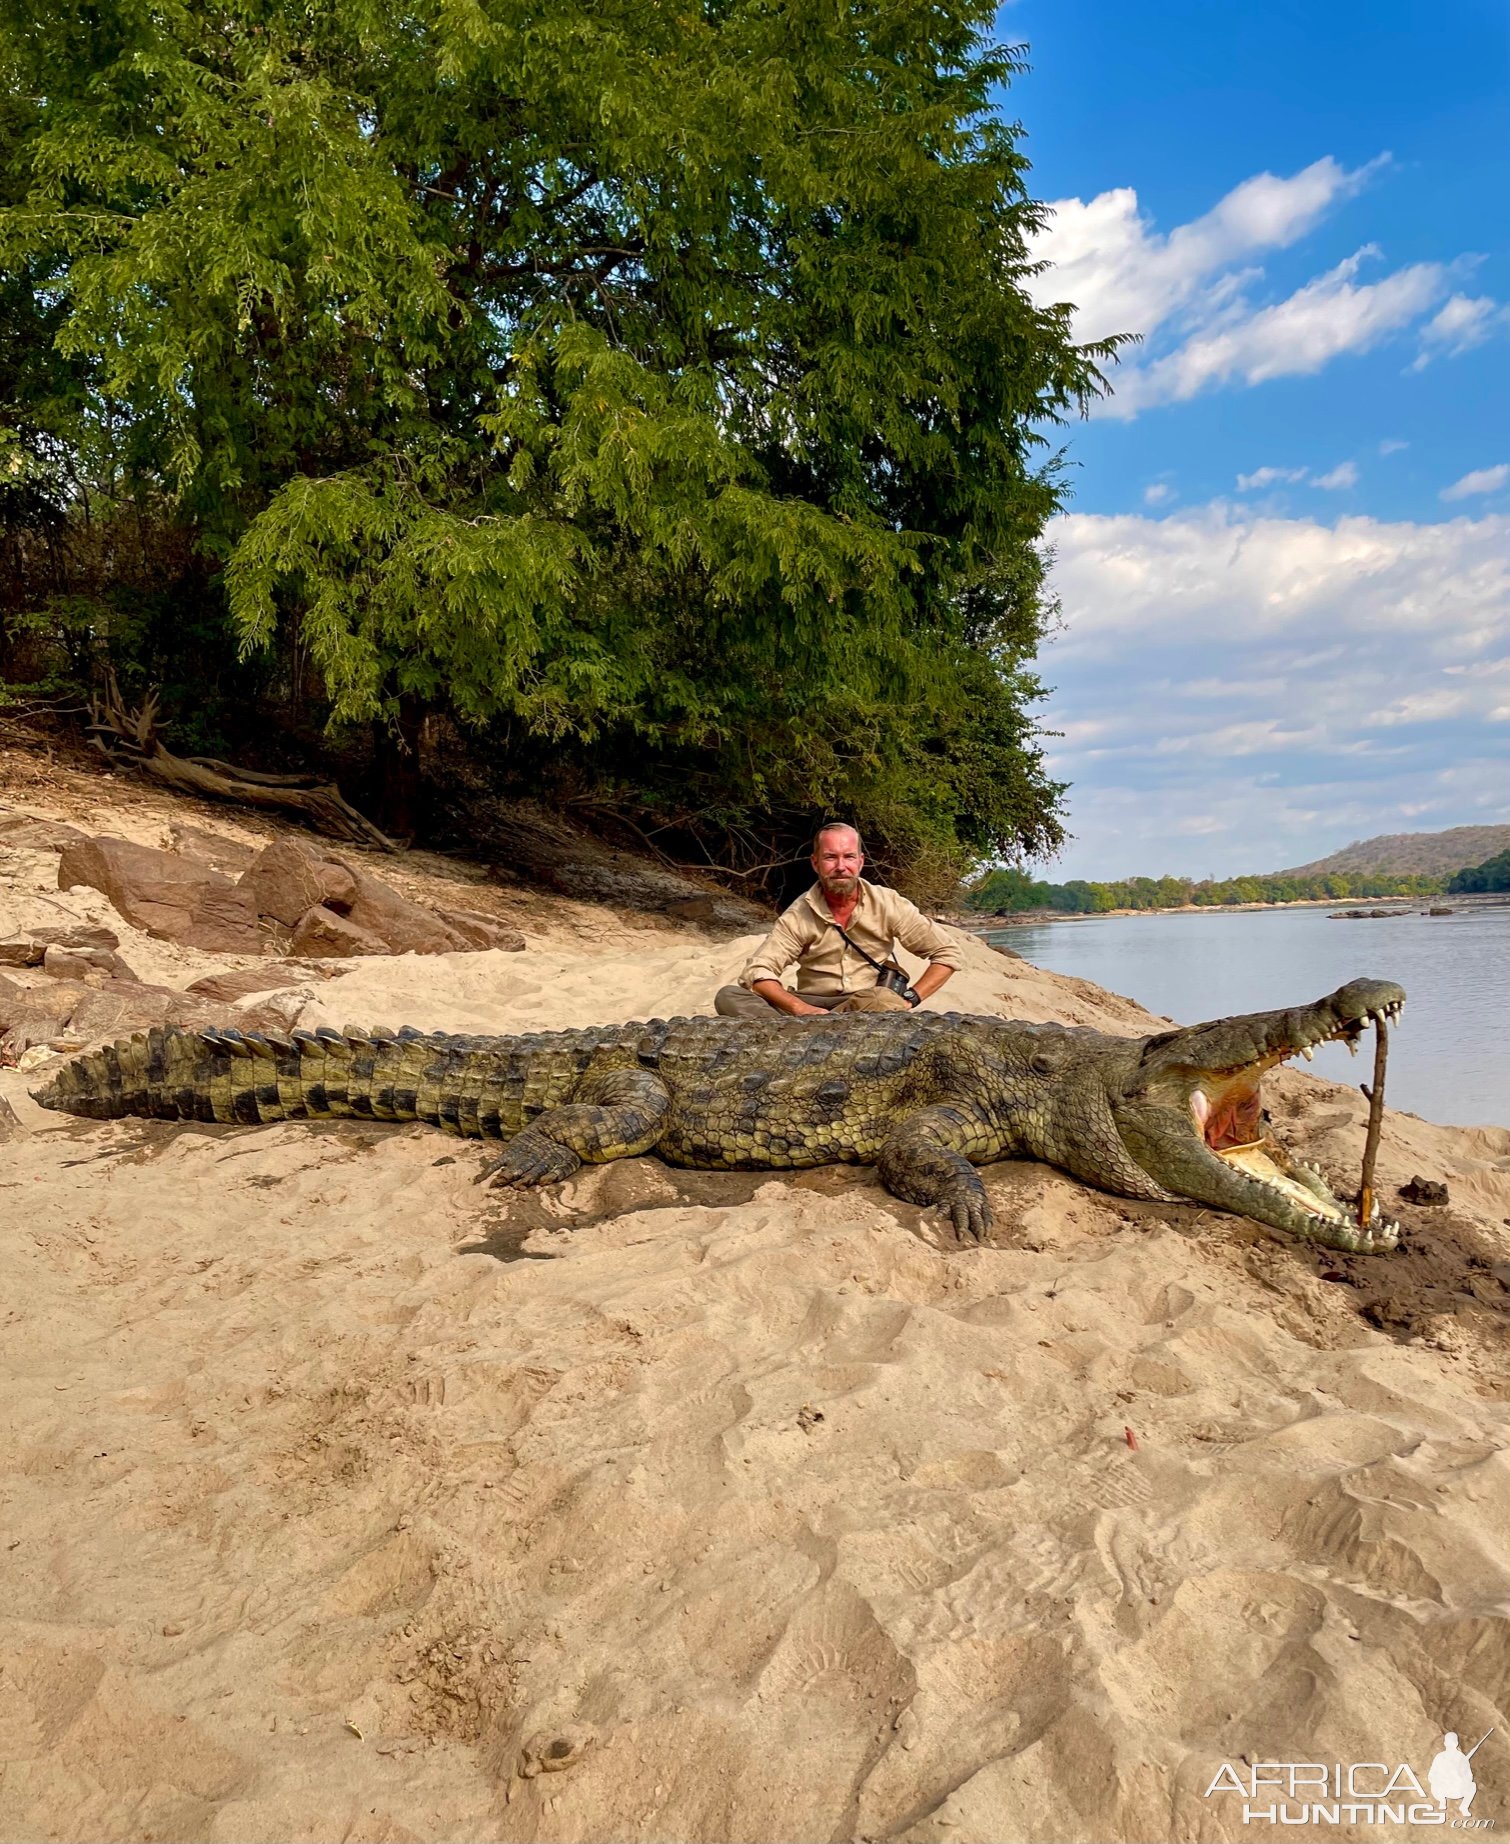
left=1447, top=849, right=1510, bottom=893
left=964, top=868, right=1448, bottom=914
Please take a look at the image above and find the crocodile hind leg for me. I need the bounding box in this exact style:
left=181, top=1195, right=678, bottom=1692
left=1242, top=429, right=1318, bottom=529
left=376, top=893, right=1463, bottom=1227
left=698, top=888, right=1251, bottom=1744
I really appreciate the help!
left=878, top=1103, right=1000, bottom=1241
left=479, top=1067, right=672, bottom=1190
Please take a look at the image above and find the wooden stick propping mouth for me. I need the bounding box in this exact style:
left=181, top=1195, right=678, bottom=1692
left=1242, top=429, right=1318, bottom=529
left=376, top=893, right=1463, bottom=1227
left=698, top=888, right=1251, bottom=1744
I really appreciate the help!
left=1357, top=1016, right=1389, bottom=1230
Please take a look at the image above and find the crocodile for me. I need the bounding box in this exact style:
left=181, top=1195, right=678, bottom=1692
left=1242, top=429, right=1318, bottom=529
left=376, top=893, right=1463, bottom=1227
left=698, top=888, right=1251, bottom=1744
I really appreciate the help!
left=29, top=977, right=1405, bottom=1253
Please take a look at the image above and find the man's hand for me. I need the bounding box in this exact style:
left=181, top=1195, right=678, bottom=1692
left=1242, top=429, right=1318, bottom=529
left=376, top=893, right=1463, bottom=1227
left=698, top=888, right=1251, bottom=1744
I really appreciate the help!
left=910, top=964, right=955, bottom=1006
left=751, top=979, right=827, bottom=1017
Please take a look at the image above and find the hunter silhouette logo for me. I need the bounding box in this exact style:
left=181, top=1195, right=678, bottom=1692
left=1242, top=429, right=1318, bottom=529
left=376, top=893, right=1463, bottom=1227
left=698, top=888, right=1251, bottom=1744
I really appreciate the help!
left=1203, top=1727, right=1496, bottom=1827
left=1430, top=1733, right=1491, bottom=1820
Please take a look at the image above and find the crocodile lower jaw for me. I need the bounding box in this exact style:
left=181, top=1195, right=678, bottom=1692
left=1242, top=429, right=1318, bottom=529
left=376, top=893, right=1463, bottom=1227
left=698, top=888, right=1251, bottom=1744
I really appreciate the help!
left=1217, top=1142, right=1360, bottom=1229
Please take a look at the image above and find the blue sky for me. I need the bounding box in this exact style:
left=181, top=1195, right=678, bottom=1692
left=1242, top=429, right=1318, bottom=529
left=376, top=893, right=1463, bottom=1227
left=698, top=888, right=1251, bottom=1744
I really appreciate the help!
left=1005, top=0, right=1510, bottom=878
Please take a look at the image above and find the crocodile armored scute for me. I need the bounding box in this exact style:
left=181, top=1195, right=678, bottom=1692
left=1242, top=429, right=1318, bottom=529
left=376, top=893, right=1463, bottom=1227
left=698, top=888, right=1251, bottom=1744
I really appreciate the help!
left=31, top=980, right=1406, bottom=1254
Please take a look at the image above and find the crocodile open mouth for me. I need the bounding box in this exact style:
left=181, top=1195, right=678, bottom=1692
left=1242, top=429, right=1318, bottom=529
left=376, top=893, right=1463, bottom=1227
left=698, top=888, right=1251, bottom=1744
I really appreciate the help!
left=1186, top=991, right=1404, bottom=1227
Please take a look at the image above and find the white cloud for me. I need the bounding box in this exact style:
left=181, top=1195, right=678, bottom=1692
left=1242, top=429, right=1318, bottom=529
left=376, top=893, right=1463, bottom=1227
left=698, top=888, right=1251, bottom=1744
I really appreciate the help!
left=1143, top=482, right=1175, bottom=506
left=1049, top=505, right=1510, bottom=650
left=1379, top=439, right=1409, bottom=455
left=1036, top=505, right=1510, bottom=875
left=1027, top=156, right=1382, bottom=347
left=1373, top=690, right=1470, bottom=725
left=1234, top=461, right=1358, bottom=492
left=1441, top=463, right=1510, bottom=501
left=1237, top=466, right=1308, bottom=490
left=1026, top=155, right=1498, bottom=417
left=1410, top=293, right=1504, bottom=369
left=1110, top=249, right=1446, bottom=414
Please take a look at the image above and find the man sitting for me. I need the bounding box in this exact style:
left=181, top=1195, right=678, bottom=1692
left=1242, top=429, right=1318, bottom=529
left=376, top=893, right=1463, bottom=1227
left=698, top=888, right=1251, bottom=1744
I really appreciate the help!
left=714, top=823, right=963, bottom=1020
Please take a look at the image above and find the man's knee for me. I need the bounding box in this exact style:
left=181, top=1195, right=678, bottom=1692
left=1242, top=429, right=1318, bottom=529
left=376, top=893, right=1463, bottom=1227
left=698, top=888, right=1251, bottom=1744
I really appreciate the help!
left=714, top=983, right=777, bottom=1021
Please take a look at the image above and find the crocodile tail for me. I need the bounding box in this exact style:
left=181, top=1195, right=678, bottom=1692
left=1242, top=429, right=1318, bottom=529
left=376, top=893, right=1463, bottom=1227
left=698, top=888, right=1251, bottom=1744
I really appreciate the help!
left=27, top=1024, right=486, bottom=1131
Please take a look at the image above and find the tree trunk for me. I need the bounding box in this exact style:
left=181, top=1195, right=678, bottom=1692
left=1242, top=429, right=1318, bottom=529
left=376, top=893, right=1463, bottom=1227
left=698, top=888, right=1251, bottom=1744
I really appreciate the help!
left=372, top=694, right=426, bottom=842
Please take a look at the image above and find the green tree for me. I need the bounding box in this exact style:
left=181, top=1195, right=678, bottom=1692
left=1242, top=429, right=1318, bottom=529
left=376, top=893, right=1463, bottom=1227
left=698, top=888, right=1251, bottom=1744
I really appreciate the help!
left=1448, top=850, right=1510, bottom=893
left=1, top=0, right=1113, bottom=858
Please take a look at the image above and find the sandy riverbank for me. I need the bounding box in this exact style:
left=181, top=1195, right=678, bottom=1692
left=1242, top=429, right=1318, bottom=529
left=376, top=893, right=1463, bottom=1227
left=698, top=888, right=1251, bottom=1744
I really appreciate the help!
left=4, top=766, right=1509, bottom=1843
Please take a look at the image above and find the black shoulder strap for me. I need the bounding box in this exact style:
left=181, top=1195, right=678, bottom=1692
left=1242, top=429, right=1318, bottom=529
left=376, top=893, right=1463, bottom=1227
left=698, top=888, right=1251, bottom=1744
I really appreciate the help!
left=829, top=920, right=893, bottom=974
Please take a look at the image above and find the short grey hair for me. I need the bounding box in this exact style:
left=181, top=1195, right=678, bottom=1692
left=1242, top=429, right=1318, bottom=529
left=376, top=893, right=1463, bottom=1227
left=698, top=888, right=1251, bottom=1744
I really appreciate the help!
left=812, top=822, right=863, bottom=855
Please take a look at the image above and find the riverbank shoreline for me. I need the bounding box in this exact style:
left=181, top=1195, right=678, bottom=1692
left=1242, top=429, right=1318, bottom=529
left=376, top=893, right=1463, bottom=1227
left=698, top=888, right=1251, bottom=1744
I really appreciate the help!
left=954, top=892, right=1510, bottom=927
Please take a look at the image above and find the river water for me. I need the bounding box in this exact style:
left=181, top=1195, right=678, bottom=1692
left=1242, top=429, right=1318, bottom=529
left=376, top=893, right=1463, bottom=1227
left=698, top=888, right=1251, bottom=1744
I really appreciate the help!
left=981, top=903, right=1510, bottom=1129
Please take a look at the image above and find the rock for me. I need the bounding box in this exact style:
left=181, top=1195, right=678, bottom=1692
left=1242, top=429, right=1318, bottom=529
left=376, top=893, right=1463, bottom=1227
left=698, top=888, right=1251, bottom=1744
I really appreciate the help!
left=663, top=895, right=758, bottom=931
left=1427, top=907, right=1454, bottom=917
left=334, top=859, right=494, bottom=955
left=239, top=842, right=520, bottom=954
left=41, top=945, right=139, bottom=983
left=430, top=904, right=526, bottom=952
left=518, top=1725, right=594, bottom=1778
left=246, top=987, right=318, bottom=1032
left=177, top=880, right=265, bottom=953
left=186, top=962, right=335, bottom=1001
left=0, top=972, right=297, bottom=1053
left=287, top=904, right=391, bottom=959
left=1399, top=1175, right=1449, bottom=1207
left=338, top=862, right=463, bottom=954
left=239, top=840, right=360, bottom=927
left=57, top=834, right=264, bottom=953
left=165, top=822, right=258, bottom=877
left=0, top=923, right=121, bottom=967
left=0, top=813, right=90, bottom=851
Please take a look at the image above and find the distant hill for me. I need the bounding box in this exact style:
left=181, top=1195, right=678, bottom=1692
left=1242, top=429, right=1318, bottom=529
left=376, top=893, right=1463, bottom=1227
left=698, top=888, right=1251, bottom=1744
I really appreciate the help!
left=1274, top=826, right=1510, bottom=879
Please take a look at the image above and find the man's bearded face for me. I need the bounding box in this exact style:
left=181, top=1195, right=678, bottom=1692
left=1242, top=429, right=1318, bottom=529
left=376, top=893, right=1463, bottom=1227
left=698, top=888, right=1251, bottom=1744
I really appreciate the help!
left=812, top=830, right=863, bottom=897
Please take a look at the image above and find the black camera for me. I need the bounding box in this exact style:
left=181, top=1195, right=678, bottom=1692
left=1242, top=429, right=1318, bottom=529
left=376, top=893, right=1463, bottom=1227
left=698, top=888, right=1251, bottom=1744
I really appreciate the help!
left=875, top=964, right=920, bottom=1006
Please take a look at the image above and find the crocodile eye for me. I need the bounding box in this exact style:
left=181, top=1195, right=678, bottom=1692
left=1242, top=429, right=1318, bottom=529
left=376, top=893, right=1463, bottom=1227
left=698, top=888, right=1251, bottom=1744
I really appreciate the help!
left=1029, top=1051, right=1057, bottom=1077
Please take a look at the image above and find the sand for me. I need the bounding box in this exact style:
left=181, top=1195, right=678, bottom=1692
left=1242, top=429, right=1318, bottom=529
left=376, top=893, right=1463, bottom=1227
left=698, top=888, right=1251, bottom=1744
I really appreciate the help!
left=3, top=770, right=1510, bottom=1844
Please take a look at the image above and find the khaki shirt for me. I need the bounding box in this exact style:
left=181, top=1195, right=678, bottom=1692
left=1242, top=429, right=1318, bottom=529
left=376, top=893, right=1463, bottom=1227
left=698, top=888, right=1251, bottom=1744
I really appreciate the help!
left=739, top=879, right=965, bottom=996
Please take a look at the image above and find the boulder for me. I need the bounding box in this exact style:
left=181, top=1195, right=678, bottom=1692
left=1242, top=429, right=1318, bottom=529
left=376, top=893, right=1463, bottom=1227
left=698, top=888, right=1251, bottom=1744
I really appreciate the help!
left=663, top=895, right=760, bottom=932
left=41, top=945, right=139, bottom=984
left=429, top=903, right=526, bottom=953
left=177, top=880, right=265, bottom=954
left=0, top=813, right=89, bottom=852
left=0, top=923, right=122, bottom=968
left=239, top=839, right=360, bottom=927
left=57, top=833, right=264, bottom=953
left=0, top=972, right=296, bottom=1055
left=165, top=822, right=259, bottom=877
left=288, top=904, right=390, bottom=959
left=337, top=861, right=475, bottom=954
left=186, top=961, right=336, bottom=1002
left=1400, top=1175, right=1450, bottom=1207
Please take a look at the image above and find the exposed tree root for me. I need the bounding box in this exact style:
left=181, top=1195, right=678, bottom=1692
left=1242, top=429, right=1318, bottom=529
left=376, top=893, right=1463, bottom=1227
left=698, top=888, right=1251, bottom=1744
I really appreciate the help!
left=87, top=672, right=396, bottom=852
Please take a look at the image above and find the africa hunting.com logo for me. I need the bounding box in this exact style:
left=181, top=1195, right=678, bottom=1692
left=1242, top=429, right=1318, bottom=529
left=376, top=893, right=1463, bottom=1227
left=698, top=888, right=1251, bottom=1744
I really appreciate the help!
left=1203, top=1729, right=1495, bottom=1827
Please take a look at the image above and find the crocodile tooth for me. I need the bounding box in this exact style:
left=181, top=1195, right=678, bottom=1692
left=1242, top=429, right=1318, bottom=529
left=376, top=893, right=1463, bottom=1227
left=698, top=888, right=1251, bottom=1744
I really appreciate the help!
left=1346, top=1040, right=1358, bottom=1057
left=1300, top=1046, right=1313, bottom=1061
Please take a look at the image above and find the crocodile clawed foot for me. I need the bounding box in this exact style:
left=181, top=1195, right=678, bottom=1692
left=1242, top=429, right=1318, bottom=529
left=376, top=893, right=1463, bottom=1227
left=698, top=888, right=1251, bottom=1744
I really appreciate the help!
left=476, top=1132, right=582, bottom=1190
left=936, top=1183, right=991, bottom=1244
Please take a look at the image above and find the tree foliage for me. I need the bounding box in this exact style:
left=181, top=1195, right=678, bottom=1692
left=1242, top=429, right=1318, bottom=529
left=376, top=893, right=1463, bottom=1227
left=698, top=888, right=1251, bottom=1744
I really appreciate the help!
left=1447, top=850, right=1510, bottom=894
left=2, top=0, right=1113, bottom=878
left=965, top=868, right=1449, bottom=914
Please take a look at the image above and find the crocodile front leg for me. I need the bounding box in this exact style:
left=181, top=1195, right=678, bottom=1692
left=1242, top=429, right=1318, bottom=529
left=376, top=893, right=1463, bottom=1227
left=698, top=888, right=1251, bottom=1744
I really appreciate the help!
left=480, top=1068, right=672, bottom=1190
left=878, top=1103, right=999, bottom=1241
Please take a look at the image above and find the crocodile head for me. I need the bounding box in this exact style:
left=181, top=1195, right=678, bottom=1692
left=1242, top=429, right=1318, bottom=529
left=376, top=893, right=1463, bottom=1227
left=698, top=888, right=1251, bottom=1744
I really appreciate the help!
left=1032, top=979, right=1406, bottom=1253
